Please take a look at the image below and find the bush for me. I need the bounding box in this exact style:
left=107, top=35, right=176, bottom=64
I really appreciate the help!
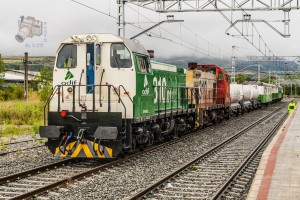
left=0, top=83, right=24, bottom=101
left=38, top=85, right=52, bottom=102
left=14, top=84, right=24, bottom=100
left=0, top=100, right=43, bottom=125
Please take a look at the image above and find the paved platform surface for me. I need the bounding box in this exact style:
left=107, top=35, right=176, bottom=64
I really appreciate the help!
left=247, top=104, right=300, bottom=200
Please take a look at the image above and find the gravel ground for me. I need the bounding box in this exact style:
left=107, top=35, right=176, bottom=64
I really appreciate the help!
left=0, top=161, right=96, bottom=199
left=0, top=134, right=39, bottom=142
left=147, top=107, right=287, bottom=199
left=0, top=138, right=45, bottom=155
left=38, top=102, right=288, bottom=200
left=0, top=146, right=63, bottom=177
left=0, top=134, right=62, bottom=177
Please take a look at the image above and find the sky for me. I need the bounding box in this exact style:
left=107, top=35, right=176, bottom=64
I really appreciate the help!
left=1, top=0, right=300, bottom=61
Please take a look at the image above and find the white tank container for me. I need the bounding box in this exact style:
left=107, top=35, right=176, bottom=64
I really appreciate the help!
left=242, top=85, right=252, bottom=101
left=230, top=84, right=243, bottom=103
left=251, top=85, right=259, bottom=100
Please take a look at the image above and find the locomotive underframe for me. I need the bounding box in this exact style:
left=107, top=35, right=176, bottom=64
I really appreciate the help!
left=41, top=109, right=197, bottom=158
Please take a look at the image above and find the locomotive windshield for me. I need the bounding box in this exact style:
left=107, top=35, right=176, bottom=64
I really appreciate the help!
left=136, top=55, right=151, bottom=73
left=206, top=67, right=216, bottom=75
left=110, top=43, right=132, bottom=68
left=56, top=44, right=77, bottom=68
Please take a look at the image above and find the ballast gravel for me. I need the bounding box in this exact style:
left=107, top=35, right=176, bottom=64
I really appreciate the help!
left=40, top=102, right=288, bottom=200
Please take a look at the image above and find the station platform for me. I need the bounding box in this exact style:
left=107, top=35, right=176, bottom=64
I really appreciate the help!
left=247, top=103, right=300, bottom=200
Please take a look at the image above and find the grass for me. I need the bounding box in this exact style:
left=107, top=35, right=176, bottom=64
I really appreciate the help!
left=0, top=100, right=44, bottom=137
left=0, top=100, right=43, bottom=125
left=191, top=166, right=200, bottom=170
left=0, top=141, right=9, bottom=151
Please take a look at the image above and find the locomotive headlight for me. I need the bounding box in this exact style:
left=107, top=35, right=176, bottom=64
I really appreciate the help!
left=67, top=87, right=73, bottom=93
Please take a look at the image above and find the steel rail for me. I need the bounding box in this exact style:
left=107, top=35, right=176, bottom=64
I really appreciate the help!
left=0, top=159, right=72, bottom=185
left=127, top=104, right=287, bottom=200
left=3, top=138, right=44, bottom=146
left=10, top=128, right=211, bottom=200
left=8, top=103, right=286, bottom=200
left=0, top=144, right=45, bottom=156
left=211, top=112, right=288, bottom=200
left=0, top=139, right=46, bottom=156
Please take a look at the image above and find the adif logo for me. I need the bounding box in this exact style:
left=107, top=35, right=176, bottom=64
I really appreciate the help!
left=144, top=74, right=148, bottom=88
left=65, top=71, right=74, bottom=80
left=142, top=75, right=149, bottom=95
left=61, top=71, right=77, bottom=85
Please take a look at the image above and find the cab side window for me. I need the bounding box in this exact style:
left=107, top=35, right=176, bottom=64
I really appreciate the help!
left=218, top=72, right=224, bottom=81
left=95, top=44, right=101, bottom=65
left=136, top=55, right=151, bottom=73
left=110, top=43, right=132, bottom=68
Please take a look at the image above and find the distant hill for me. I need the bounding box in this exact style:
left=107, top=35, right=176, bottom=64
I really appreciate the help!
left=2, top=55, right=299, bottom=73
left=155, top=56, right=300, bottom=72
left=2, top=56, right=55, bottom=71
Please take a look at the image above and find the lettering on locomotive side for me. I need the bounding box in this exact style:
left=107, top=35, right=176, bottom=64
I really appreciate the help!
left=61, top=80, right=77, bottom=85
left=153, top=76, right=172, bottom=104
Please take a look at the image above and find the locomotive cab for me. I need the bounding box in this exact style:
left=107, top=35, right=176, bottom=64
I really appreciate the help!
left=40, top=34, right=145, bottom=158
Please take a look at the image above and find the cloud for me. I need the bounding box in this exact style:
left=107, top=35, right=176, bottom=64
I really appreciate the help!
left=0, top=0, right=299, bottom=59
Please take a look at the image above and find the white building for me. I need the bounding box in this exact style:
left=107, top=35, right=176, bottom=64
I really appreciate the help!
left=2, top=69, right=40, bottom=88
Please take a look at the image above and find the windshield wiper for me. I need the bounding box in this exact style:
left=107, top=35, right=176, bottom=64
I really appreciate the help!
left=114, top=56, right=120, bottom=69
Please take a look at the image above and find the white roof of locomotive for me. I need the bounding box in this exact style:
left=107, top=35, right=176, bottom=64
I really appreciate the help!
left=60, top=33, right=149, bottom=55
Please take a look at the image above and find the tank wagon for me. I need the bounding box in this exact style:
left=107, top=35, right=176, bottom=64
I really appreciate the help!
left=39, top=33, right=282, bottom=159
left=230, top=83, right=260, bottom=115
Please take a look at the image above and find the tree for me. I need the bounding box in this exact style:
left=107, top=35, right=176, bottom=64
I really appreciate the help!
left=235, top=74, right=246, bottom=84
left=35, top=67, right=53, bottom=101
left=0, top=57, right=5, bottom=88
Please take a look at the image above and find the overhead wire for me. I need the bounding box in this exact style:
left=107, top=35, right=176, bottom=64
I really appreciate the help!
left=209, top=0, right=275, bottom=58
left=125, top=3, right=212, bottom=56
left=135, top=4, right=230, bottom=57
left=125, top=3, right=230, bottom=59
left=71, top=0, right=212, bottom=57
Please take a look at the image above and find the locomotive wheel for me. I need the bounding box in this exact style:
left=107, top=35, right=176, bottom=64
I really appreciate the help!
left=225, top=109, right=230, bottom=120
left=212, top=118, right=217, bottom=125
left=132, top=137, right=136, bottom=151
left=139, top=144, right=145, bottom=151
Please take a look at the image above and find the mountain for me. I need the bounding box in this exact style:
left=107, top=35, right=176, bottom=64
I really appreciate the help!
left=155, top=56, right=300, bottom=72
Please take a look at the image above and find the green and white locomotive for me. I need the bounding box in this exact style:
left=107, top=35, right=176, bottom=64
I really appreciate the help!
left=40, top=34, right=196, bottom=158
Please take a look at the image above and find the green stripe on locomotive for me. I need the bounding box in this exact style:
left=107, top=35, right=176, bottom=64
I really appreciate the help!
left=132, top=53, right=186, bottom=119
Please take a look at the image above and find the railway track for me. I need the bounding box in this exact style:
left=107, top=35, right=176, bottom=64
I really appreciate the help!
left=211, top=112, right=288, bottom=200
left=128, top=105, right=287, bottom=200
left=0, top=159, right=92, bottom=199
left=0, top=126, right=212, bottom=200
left=0, top=139, right=45, bottom=156
left=0, top=103, right=287, bottom=199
